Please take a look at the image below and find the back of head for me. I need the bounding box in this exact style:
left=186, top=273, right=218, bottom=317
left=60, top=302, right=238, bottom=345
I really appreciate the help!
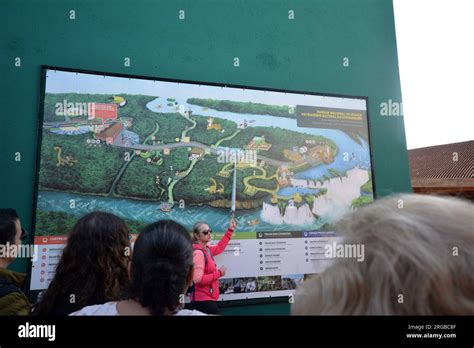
left=130, top=220, right=193, bottom=315
left=292, top=194, right=474, bottom=315
left=0, top=208, right=19, bottom=245
left=34, top=211, right=131, bottom=315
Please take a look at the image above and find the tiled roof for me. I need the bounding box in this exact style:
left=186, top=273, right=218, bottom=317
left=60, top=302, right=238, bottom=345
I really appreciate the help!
left=97, top=122, right=123, bottom=139
left=408, top=141, right=473, bottom=180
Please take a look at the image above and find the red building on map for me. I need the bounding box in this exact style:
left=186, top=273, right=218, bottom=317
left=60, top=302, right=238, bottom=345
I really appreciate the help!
left=89, top=103, right=118, bottom=123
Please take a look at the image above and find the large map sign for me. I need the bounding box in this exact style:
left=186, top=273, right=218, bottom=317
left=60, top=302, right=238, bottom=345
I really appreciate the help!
left=30, top=67, right=374, bottom=302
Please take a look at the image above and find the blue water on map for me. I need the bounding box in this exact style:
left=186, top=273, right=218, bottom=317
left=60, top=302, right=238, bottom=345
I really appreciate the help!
left=37, top=191, right=328, bottom=232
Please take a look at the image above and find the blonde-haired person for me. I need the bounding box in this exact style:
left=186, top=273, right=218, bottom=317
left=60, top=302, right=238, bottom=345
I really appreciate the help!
left=292, top=194, right=474, bottom=315
left=189, top=219, right=236, bottom=314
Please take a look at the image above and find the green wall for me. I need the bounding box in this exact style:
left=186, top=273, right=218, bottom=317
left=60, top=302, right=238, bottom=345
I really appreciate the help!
left=0, top=0, right=410, bottom=315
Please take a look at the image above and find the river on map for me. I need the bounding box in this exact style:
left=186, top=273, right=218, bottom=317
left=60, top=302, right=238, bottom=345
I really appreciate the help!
left=37, top=97, right=372, bottom=232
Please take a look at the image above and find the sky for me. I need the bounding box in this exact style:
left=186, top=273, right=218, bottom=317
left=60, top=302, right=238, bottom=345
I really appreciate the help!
left=393, top=0, right=474, bottom=149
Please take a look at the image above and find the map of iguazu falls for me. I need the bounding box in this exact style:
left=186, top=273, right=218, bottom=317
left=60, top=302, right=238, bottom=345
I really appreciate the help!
left=34, top=70, right=374, bottom=236
left=30, top=68, right=376, bottom=295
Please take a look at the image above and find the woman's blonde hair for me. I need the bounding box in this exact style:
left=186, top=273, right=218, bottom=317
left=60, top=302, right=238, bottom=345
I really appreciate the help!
left=292, top=194, right=474, bottom=315
left=191, top=221, right=207, bottom=243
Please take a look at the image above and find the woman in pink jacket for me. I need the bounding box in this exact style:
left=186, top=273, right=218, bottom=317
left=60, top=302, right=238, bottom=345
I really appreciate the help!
left=190, top=219, right=236, bottom=314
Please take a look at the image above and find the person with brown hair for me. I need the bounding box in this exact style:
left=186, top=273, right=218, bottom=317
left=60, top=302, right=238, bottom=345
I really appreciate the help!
left=71, top=220, right=205, bottom=316
left=292, top=194, right=474, bottom=315
left=32, top=211, right=131, bottom=315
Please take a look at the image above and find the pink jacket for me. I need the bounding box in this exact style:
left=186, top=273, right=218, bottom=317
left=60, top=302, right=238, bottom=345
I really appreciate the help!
left=191, top=228, right=234, bottom=301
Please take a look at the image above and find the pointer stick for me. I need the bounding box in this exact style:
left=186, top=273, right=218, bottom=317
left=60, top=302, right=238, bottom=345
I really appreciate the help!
left=231, top=158, right=237, bottom=221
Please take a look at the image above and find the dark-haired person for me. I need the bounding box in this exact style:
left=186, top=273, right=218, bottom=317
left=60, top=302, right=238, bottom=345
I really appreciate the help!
left=71, top=220, right=205, bottom=315
left=190, top=219, right=236, bottom=314
left=0, top=209, right=30, bottom=315
left=32, top=211, right=131, bottom=315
